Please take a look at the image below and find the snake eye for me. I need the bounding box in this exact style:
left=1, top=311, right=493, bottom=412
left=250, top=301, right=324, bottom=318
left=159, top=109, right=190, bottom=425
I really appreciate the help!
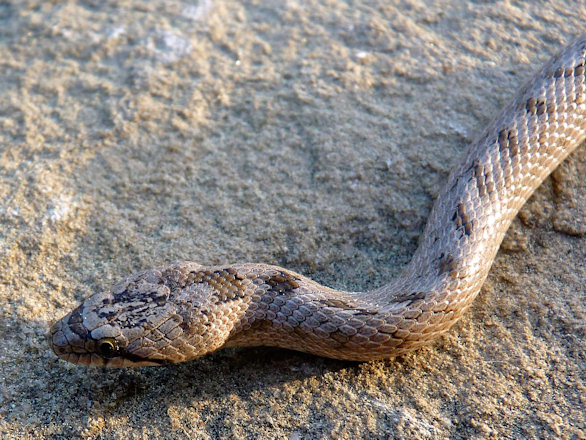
left=97, top=338, right=119, bottom=359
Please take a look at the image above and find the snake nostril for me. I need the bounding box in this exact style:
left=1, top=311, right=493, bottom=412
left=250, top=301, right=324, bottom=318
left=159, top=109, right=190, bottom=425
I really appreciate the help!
left=50, top=329, right=68, bottom=348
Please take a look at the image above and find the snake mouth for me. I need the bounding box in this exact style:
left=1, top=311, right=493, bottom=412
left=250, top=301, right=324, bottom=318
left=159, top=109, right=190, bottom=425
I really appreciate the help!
left=48, top=316, right=107, bottom=366
left=49, top=319, right=99, bottom=366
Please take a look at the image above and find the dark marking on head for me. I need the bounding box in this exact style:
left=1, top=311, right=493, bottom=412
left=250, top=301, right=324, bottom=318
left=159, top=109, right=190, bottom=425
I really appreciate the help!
left=67, top=307, right=89, bottom=337
left=97, top=308, right=121, bottom=321
left=68, top=307, right=83, bottom=324
left=110, top=276, right=171, bottom=307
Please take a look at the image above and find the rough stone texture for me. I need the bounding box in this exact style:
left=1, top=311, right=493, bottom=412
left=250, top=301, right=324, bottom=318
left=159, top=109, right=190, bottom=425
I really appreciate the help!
left=0, top=1, right=584, bottom=439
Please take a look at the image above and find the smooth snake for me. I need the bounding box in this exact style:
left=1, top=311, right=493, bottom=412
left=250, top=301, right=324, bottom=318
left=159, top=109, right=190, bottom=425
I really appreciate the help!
left=50, top=35, right=586, bottom=367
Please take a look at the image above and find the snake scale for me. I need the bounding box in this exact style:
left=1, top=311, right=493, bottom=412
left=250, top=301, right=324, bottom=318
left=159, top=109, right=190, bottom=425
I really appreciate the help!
left=51, top=35, right=586, bottom=367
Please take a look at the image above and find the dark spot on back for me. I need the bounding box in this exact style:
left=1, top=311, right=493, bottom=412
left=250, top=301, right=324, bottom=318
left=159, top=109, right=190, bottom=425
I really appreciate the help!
left=390, top=291, right=427, bottom=305
left=438, top=252, right=459, bottom=277
left=316, top=298, right=378, bottom=315
left=265, top=272, right=300, bottom=295
left=68, top=307, right=83, bottom=325
left=452, top=203, right=473, bottom=237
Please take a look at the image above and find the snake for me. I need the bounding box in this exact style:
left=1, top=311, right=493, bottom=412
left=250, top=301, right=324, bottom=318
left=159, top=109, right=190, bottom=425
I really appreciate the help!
left=50, top=35, right=586, bottom=367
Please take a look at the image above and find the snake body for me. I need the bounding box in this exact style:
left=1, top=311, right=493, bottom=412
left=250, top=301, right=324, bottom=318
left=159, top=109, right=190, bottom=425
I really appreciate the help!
left=51, top=35, right=586, bottom=367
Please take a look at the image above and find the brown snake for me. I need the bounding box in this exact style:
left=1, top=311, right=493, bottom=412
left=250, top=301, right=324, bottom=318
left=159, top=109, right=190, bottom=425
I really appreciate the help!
left=51, top=35, right=586, bottom=367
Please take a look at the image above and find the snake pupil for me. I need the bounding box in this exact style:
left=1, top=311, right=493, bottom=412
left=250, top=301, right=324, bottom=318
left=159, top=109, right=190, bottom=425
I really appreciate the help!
left=98, top=339, right=118, bottom=358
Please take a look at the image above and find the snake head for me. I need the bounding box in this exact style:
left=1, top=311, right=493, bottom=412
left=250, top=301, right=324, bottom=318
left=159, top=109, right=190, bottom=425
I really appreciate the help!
left=49, top=262, right=239, bottom=367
